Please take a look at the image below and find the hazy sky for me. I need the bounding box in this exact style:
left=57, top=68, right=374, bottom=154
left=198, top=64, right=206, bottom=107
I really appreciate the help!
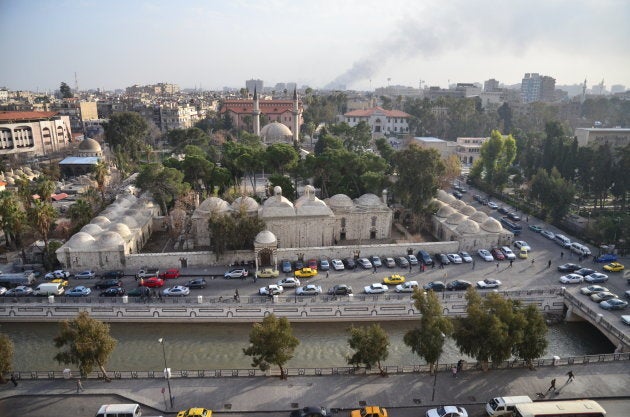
left=1, top=0, right=629, bottom=92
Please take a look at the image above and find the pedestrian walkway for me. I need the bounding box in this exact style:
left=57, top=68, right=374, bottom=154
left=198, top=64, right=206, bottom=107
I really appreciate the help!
left=1, top=361, right=628, bottom=414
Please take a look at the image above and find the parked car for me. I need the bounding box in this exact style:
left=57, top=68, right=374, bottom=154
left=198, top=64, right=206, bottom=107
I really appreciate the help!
left=0, top=287, right=7, bottom=296
left=74, top=270, right=96, bottom=279
left=590, top=291, right=618, bottom=303
left=477, top=249, right=494, bottom=262
left=159, top=268, right=181, bottom=279
left=295, top=267, right=318, bottom=278
left=487, top=201, right=498, bottom=209
left=177, top=408, right=212, bottom=417
left=319, top=259, right=330, bottom=271
left=343, top=258, right=356, bottom=269
left=224, top=268, right=249, bottom=279
left=100, top=270, right=125, bottom=279
left=5, top=286, right=33, bottom=296
left=557, top=263, right=582, bottom=273
left=459, top=252, right=473, bottom=263
left=519, top=249, right=529, bottom=259
left=357, top=258, right=373, bottom=269
left=395, top=281, right=419, bottom=293
left=364, top=283, right=389, bottom=294
left=491, top=248, right=505, bottom=261
left=50, top=278, right=69, bottom=287
left=446, top=253, right=463, bottom=264
left=452, top=190, right=463, bottom=199
left=295, top=285, right=323, bottom=296
left=584, top=273, right=609, bottom=283
left=594, top=254, right=617, bottom=263
left=574, top=268, right=596, bottom=277
left=99, top=287, right=125, bottom=297
left=163, top=286, right=190, bottom=297
left=423, top=281, right=446, bottom=292
left=290, top=406, right=330, bottom=417
left=507, top=212, right=521, bottom=221
left=307, top=259, right=318, bottom=270
left=370, top=255, right=382, bottom=268
left=331, top=259, right=345, bottom=271
left=435, top=253, right=450, bottom=265
left=277, top=277, right=301, bottom=288
left=94, top=279, right=122, bottom=289
left=600, top=299, right=628, bottom=310
left=258, top=268, right=280, bottom=278
left=528, top=225, right=542, bottom=233
left=406, top=254, right=419, bottom=265
left=477, top=279, right=502, bottom=289
left=426, top=405, right=468, bottom=417
left=513, top=241, right=531, bottom=251
left=140, top=277, right=165, bottom=288
left=417, top=250, right=434, bottom=266
left=500, top=246, right=516, bottom=260
left=328, top=284, right=353, bottom=295
left=66, top=286, right=92, bottom=297
left=559, top=274, right=584, bottom=284
left=384, top=257, right=396, bottom=268
left=395, top=256, right=409, bottom=268
left=293, top=260, right=304, bottom=270
left=127, top=287, right=151, bottom=297
left=603, top=262, right=625, bottom=272
left=186, top=278, right=207, bottom=289
left=541, top=230, right=556, bottom=240
left=44, top=270, right=70, bottom=280
left=447, top=280, right=472, bottom=291
left=581, top=285, right=610, bottom=295
left=383, top=274, right=405, bottom=285
left=281, top=260, right=293, bottom=273
left=350, top=406, right=387, bottom=417
left=259, top=284, right=283, bottom=296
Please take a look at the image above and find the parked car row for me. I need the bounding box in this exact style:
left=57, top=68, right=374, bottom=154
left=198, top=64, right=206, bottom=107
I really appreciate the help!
left=579, top=285, right=629, bottom=310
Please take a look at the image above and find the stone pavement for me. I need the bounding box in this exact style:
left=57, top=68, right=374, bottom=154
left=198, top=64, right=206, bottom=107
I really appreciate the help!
left=1, top=361, right=629, bottom=415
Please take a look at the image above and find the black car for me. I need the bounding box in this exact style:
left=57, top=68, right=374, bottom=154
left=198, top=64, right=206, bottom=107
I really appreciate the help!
left=328, top=284, right=353, bottom=295
left=436, top=253, right=450, bottom=265
left=100, top=270, right=124, bottom=279
left=99, top=287, right=126, bottom=297
left=293, top=260, right=304, bottom=270
left=497, top=206, right=510, bottom=215
left=423, top=281, right=446, bottom=292
left=507, top=212, right=521, bottom=221
left=290, top=406, right=330, bottom=417
left=395, top=256, right=409, bottom=267
left=557, top=263, right=583, bottom=273
left=447, top=280, right=473, bottom=291
left=94, top=279, right=122, bottom=289
left=452, top=191, right=463, bottom=199
left=574, top=268, right=596, bottom=277
left=187, top=278, right=207, bottom=289
left=127, top=287, right=151, bottom=297
left=417, top=250, right=433, bottom=266
left=343, top=258, right=356, bottom=269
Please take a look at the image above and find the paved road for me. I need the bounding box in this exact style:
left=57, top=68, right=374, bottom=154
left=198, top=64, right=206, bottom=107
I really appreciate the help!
left=1, top=360, right=628, bottom=417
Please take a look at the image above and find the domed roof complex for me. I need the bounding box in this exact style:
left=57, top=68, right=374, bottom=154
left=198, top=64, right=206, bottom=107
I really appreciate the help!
left=356, top=193, right=386, bottom=209
left=295, top=185, right=333, bottom=216
left=481, top=217, right=503, bottom=233
left=260, top=186, right=295, bottom=218
left=196, top=197, right=230, bottom=215
left=254, top=230, right=277, bottom=245
left=327, top=194, right=354, bottom=210
left=260, top=122, right=293, bottom=144
left=436, top=205, right=456, bottom=218
left=460, top=205, right=476, bottom=216
left=108, top=223, right=132, bottom=239
left=436, top=189, right=451, bottom=202
left=449, top=199, right=466, bottom=210
left=80, top=224, right=103, bottom=236
left=96, top=231, right=125, bottom=248
left=456, top=219, right=481, bottom=234
left=91, top=216, right=111, bottom=227
left=469, top=211, right=488, bottom=223
left=446, top=212, right=465, bottom=225
left=66, top=232, right=96, bottom=248
left=78, top=138, right=102, bottom=152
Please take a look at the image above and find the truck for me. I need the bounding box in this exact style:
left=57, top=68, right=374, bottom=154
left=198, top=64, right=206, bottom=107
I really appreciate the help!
left=136, top=268, right=159, bottom=279
left=0, top=271, right=36, bottom=288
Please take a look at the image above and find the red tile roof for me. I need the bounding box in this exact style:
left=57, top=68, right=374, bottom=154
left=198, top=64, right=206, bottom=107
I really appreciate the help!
left=0, top=111, right=59, bottom=122
left=344, top=106, right=410, bottom=118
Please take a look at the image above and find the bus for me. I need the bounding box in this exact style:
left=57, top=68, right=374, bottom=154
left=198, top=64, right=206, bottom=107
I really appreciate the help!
left=513, top=400, right=606, bottom=417
left=500, top=217, right=522, bottom=235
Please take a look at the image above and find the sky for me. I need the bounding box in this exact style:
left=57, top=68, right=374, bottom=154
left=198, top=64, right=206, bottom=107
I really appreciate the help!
left=1, top=0, right=629, bottom=92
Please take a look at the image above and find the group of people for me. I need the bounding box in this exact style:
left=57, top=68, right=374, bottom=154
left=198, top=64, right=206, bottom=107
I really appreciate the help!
left=541, top=371, right=575, bottom=397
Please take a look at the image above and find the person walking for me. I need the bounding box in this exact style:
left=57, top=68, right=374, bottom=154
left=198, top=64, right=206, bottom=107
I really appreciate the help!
left=409, top=263, right=412, bottom=272
left=560, top=251, right=564, bottom=259
left=456, top=359, right=464, bottom=372
left=566, top=370, right=575, bottom=383
left=234, top=289, right=239, bottom=301
left=76, top=378, right=84, bottom=393
left=326, top=270, right=329, bottom=278
left=509, top=259, right=513, bottom=268
left=451, top=365, right=457, bottom=378
left=472, top=259, right=476, bottom=270
left=547, top=378, right=556, bottom=393
left=547, top=259, right=552, bottom=269
left=431, top=262, right=435, bottom=270
left=496, top=262, right=499, bottom=270
left=10, top=373, right=18, bottom=387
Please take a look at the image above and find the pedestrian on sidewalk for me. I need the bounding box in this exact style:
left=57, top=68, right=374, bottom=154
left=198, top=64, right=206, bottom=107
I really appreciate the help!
left=496, top=262, right=499, bottom=270
left=409, top=263, right=412, bottom=272
left=234, top=289, right=239, bottom=301
left=547, top=259, right=552, bottom=269
left=592, top=255, right=596, bottom=264
left=10, top=373, right=17, bottom=387
left=431, top=262, right=435, bottom=269
left=566, top=370, right=575, bottom=383
left=531, top=258, right=535, bottom=266
left=326, top=271, right=329, bottom=278
left=451, top=365, right=457, bottom=378
left=560, top=251, right=564, bottom=259
left=76, top=378, right=84, bottom=393
left=547, top=378, right=556, bottom=392
left=421, top=264, right=425, bottom=273
left=373, top=264, right=377, bottom=274
left=472, top=260, right=476, bottom=270
left=509, top=259, right=513, bottom=268
left=457, top=359, right=464, bottom=372
left=443, top=271, right=448, bottom=280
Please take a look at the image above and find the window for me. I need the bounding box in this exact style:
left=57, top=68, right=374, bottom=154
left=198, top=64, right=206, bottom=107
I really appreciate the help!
left=371, top=216, right=377, bottom=226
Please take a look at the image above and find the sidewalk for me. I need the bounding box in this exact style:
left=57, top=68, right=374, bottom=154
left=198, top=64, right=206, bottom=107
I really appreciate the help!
left=2, top=361, right=629, bottom=414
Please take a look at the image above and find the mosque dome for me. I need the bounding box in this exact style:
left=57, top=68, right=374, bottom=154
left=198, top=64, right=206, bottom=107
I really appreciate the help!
left=67, top=232, right=96, bottom=248
left=436, top=189, right=451, bottom=203
left=261, top=186, right=295, bottom=217
left=356, top=193, right=384, bottom=208
left=456, top=219, right=481, bottom=234
left=108, top=223, right=132, bottom=238
left=327, top=194, right=354, bottom=209
left=80, top=223, right=103, bottom=236
left=295, top=185, right=333, bottom=216
left=91, top=216, right=111, bottom=227
left=231, top=196, right=259, bottom=213
left=260, top=122, right=292, bottom=143
left=469, top=211, right=489, bottom=223
left=446, top=212, right=466, bottom=225
left=460, top=205, right=476, bottom=216
left=197, top=197, right=230, bottom=214
left=481, top=217, right=503, bottom=233
left=254, top=230, right=277, bottom=245
left=96, top=231, right=125, bottom=248
left=78, top=138, right=102, bottom=152
left=436, top=205, right=456, bottom=218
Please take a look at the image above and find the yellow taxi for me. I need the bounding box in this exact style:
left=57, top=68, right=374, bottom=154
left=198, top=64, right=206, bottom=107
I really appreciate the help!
left=177, top=408, right=212, bottom=417
left=350, top=406, right=388, bottom=417
left=518, top=249, right=528, bottom=259
left=294, top=267, right=318, bottom=278
left=383, top=274, right=406, bottom=285
left=603, top=262, right=624, bottom=272
left=51, top=278, right=69, bottom=287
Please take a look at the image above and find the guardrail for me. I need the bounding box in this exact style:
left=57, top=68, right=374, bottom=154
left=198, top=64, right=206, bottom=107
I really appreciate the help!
left=10, top=352, right=629, bottom=381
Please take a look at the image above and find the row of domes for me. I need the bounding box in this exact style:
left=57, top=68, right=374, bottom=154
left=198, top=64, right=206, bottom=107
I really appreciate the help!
left=433, top=190, right=503, bottom=234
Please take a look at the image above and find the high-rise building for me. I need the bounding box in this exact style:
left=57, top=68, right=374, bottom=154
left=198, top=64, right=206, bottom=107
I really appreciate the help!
left=245, top=79, right=264, bottom=95
left=521, top=73, right=556, bottom=103
left=484, top=79, right=500, bottom=92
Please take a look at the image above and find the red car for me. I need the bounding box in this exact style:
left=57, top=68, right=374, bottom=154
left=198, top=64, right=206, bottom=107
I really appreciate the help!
left=159, top=268, right=180, bottom=279
left=140, top=277, right=165, bottom=288
left=491, top=248, right=505, bottom=261
left=307, top=259, right=318, bottom=270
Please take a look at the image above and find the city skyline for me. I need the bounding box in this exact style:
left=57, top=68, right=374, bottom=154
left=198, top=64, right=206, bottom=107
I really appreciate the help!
left=1, top=0, right=629, bottom=92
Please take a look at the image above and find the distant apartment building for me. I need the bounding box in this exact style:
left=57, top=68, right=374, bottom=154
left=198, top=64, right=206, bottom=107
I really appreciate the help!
left=0, top=111, right=72, bottom=157
left=484, top=79, right=500, bottom=92
left=125, top=83, right=180, bottom=96
left=50, top=99, right=98, bottom=134
left=456, top=137, right=488, bottom=165
left=410, top=137, right=457, bottom=159
left=246, top=79, right=264, bottom=94
left=342, top=106, right=410, bottom=138
left=521, top=73, right=556, bottom=103
left=574, top=128, right=630, bottom=150
left=346, top=96, right=378, bottom=112
left=0, top=89, right=8, bottom=102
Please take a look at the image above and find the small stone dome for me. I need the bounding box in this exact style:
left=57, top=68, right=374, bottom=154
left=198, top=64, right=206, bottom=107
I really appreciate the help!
left=436, top=205, right=456, bottom=218
left=96, top=231, right=125, bottom=248
left=446, top=212, right=466, bottom=225
left=108, top=223, right=132, bottom=238
left=231, top=196, right=259, bottom=213
left=260, top=122, right=293, bottom=143
left=119, top=215, right=139, bottom=228
left=195, top=197, right=230, bottom=217
left=431, top=198, right=446, bottom=209
left=91, top=216, right=111, bottom=227
left=469, top=211, right=489, bottom=223
left=67, top=232, right=96, bottom=247
left=449, top=199, right=466, bottom=210
left=456, top=219, right=481, bottom=234
left=481, top=217, right=503, bottom=233
left=295, top=185, right=332, bottom=216
left=356, top=193, right=384, bottom=208
left=327, top=194, right=354, bottom=209
left=80, top=223, right=103, bottom=236
left=254, top=230, right=277, bottom=245
left=460, top=205, right=476, bottom=216
left=436, top=189, right=451, bottom=203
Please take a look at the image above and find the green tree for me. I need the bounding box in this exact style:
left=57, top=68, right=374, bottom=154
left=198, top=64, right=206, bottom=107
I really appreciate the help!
left=34, top=176, right=56, bottom=203
left=68, top=199, right=93, bottom=232
left=243, top=314, right=299, bottom=379
left=478, top=130, right=517, bottom=190
left=29, top=200, right=57, bottom=267
left=0, top=332, right=14, bottom=384
left=530, top=167, right=576, bottom=222
left=53, top=312, right=117, bottom=379
left=104, top=112, right=149, bottom=162
left=91, top=161, right=109, bottom=201
left=59, top=82, right=73, bottom=98
left=268, top=173, right=295, bottom=200
left=404, top=290, right=453, bottom=374
left=265, top=143, right=299, bottom=174
left=392, top=145, right=444, bottom=215
left=440, top=154, right=462, bottom=190
left=374, top=138, right=396, bottom=164
left=346, top=324, right=390, bottom=376
left=0, top=191, right=26, bottom=251
left=135, top=163, right=189, bottom=215
left=512, top=304, right=548, bottom=369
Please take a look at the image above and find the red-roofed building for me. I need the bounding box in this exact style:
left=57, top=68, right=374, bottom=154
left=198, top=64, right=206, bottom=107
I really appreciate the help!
left=342, top=106, right=410, bottom=138
left=0, top=111, right=72, bottom=157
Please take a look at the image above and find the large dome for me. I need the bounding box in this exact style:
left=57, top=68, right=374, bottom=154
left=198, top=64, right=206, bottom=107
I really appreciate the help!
left=67, top=232, right=96, bottom=248
left=80, top=223, right=103, bottom=236
left=108, top=223, right=132, bottom=238
left=197, top=197, right=230, bottom=214
left=295, top=185, right=333, bottom=216
left=260, top=122, right=292, bottom=143
left=78, top=138, right=102, bottom=152
left=91, top=216, right=111, bottom=227
left=449, top=199, right=466, bottom=210
left=232, top=196, right=259, bottom=213
left=96, top=231, right=125, bottom=248
left=436, top=189, right=451, bottom=203
left=481, top=217, right=503, bottom=233
left=254, top=230, right=277, bottom=245
left=327, top=194, right=354, bottom=209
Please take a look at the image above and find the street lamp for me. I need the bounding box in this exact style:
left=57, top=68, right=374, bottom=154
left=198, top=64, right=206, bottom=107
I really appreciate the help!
left=431, top=332, right=446, bottom=402
left=158, top=338, right=173, bottom=408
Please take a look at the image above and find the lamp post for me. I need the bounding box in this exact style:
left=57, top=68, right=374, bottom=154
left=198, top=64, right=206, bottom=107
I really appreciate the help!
left=158, top=338, right=173, bottom=408
left=431, top=332, right=446, bottom=402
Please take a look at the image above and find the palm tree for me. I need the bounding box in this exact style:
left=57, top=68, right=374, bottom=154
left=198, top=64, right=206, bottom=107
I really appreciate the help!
left=34, top=177, right=56, bottom=203
left=68, top=199, right=93, bottom=232
left=0, top=192, right=26, bottom=251
left=92, top=161, right=109, bottom=201
left=29, top=200, right=58, bottom=267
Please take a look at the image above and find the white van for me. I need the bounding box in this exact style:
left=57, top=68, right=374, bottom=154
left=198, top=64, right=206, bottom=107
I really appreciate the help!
left=486, top=395, right=533, bottom=416
left=33, top=282, right=65, bottom=296
left=570, top=242, right=591, bottom=256
left=95, top=404, right=142, bottom=417
left=554, top=234, right=572, bottom=248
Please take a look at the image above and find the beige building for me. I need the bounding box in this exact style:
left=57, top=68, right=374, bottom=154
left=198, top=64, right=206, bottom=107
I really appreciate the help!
left=0, top=111, right=72, bottom=157
left=456, top=137, right=488, bottom=165
left=574, top=128, right=630, bottom=149
left=51, top=100, right=98, bottom=133
left=342, top=106, right=410, bottom=138
left=410, top=137, right=458, bottom=159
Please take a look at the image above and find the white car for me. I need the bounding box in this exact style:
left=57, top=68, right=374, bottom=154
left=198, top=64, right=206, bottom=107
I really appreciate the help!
left=562, top=273, right=588, bottom=284
left=364, top=283, right=389, bottom=294
left=584, top=273, right=608, bottom=283
left=477, top=249, right=494, bottom=262
left=590, top=291, right=618, bottom=303
left=477, top=279, right=502, bottom=289
left=459, top=251, right=473, bottom=263
left=426, top=405, right=468, bottom=417
left=500, top=246, right=516, bottom=260
left=163, top=286, right=190, bottom=297
left=580, top=285, right=609, bottom=295
left=259, top=284, right=283, bottom=296
left=277, top=277, right=301, bottom=288
left=45, top=270, right=71, bottom=280
left=407, top=255, right=419, bottom=265
left=446, top=253, right=463, bottom=264
left=513, top=241, right=531, bottom=251
left=487, top=201, right=498, bottom=209
left=541, top=230, right=555, bottom=240
left=395, top=281, right=419, bottom=293
left=331, top=259, right=345, bottom=271
left=74, top=270, right=96, bottom=279
left=357, top=258, right=373, bottom=269
left=295, top=284, right=322, bottom=296
left=384, top=257, right=396, bottom=268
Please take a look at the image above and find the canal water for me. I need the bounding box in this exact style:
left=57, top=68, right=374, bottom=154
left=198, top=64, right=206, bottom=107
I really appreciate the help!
left=2, top=321, right=615, bottom=372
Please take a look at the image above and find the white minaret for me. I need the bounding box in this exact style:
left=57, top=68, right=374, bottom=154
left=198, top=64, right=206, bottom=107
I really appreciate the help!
left=253, top=86, right=261, bottom=136
left=292, top=88, right=299, bottom=144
